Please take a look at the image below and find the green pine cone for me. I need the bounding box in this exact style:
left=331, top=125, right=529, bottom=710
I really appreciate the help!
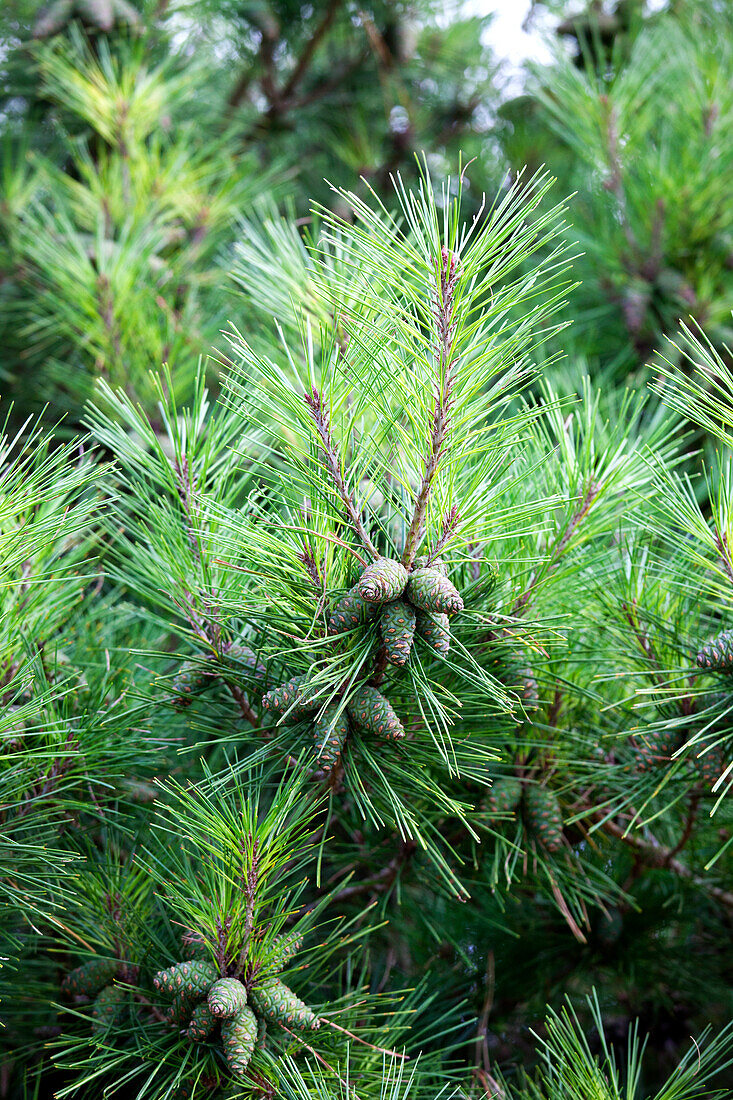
left=62, top=958, right=118, bottom=998
left=696, top=631, right=733, bottom=672
left=187, top=999, right=218, bottom=1041
left=347, top=685, right=405, bottom=740
left=165, top=990, right=197, bottom=1026
left=208, top=977, right=248, bottom=1019
left=407, top=568, right=463, bottom=615
left=380, top=600, right=416, bottom=666
left=221, top=1005, right=258, bottom=1079
left=180, top=930, right=209, bottom=959
left=690, top=744, right=726, bottom=789
left=227, top=644, right=267, bottom=677
left=313, top=704, right=349, bottom=771
left=328, top=587, right=373, bottom=634
left=525, top=787, right=564, bottom=852
left=414, top=609, right=450, bottom=656
left=153, top=960, right=218, bottom=997
left=171, top=662, right=216, bottom=709
left=261, top=675, right=318, bottom=722
left=484, top=777, right=523, bottom=815
left=357, top=558, right=408, bottom=605
left=250, top=976, right=320, bottom=1031
left=631, top=726, right=683, bottom=772
left=92, top=983, right=126, bottom=1032
left=412, top=555, right=448, bottom=576
left=271, top=929, right=303, bottom=967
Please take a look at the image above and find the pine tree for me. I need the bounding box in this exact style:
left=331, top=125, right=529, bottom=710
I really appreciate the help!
left=2, top=151, right=733, bottom=1100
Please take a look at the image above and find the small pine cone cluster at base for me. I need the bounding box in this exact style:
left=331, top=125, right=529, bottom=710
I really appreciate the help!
left=148, top=932, right=318, bottom=1081
left=328, top=555, right=462, bottom=665
left=524, top=786, right=564, bottom=852
left=696, top=630, right=733, bottom=672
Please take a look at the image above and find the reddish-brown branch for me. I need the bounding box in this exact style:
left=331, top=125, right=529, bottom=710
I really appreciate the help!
left=402, top=248, right=459, bottom=569
left=594, top=812, right=733, bottom=910
left=281, top=0, right=343, bottom=101
left=511, top=479, right=602, bottom=615
left=304, top=388, right=379, bottom=559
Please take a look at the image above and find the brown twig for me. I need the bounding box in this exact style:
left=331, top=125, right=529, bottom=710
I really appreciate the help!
left=402, top=247, right=460, bottom=569
left=594, top=813, right=733, bottom=910
left=304, top=388, right=379, bottom=559
left=511, top=478, right=602, bottom=615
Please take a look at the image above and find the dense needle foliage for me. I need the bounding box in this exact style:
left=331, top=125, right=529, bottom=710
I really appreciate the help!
left=1, top=2, right=732, bottom=1099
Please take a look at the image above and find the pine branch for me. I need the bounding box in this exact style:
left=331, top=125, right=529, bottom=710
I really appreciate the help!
left=596, top=814, right=733, bottom=911
left=304, top=387, right=379, bottom=559
left=511, top=477, right=603, bottom=614
left=280, top=0, right=343, bottom=102
left=402, top=247, right=459, bottom=569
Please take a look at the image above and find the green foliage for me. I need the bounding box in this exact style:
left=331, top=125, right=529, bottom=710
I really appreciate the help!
left=2, top=6, right=733, bottom=1092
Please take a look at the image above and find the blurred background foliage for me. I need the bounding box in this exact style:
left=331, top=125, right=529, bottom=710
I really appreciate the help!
left=1, top=0, right=731, bottom=427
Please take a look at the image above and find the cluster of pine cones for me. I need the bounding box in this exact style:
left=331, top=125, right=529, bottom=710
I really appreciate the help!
left=61, top=957, right=129, bottom=1032
left=152, top=931, right=317, bottom=1079
left=483, top=777, right=564, bottom=853
left=62, top=931, right=317, bottom=1083
left=262, top=555, right=464, bottom=773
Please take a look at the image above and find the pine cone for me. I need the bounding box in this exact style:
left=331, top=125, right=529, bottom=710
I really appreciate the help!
left=631, top=726, right=683, bottom=771
left=171, top=661, right=216, bottom=709
left=271, top=929, right=303, bottom=967
left=153, top=960, right=218, bottom=997
left=696, top=631, right=733, bottom=672
left=690, top=743, right=726, bottom=789
left=380, top=600, right=416, bottom=666
left=186, top=999, right=217, bottom=1041
left=227, top=644, right=267, bottom=678
left=347, top=685, right=405, bottom=740
left=313, top=703, right=349, bottom=771
left=221, top=1005, right=258, bottom=1078
left=414, top=609, right=450, bottom=655
left=413, top=555, right=448, bottom=576
left=328, top=587, right=373, bottom=634
left=261, top=675, right=318, bottom=722
left=250, top=976, right=320, bottom=1030
left=62, top=958, right=118, bottom=998
left=484, top=777, right=522, bottom=814
left=524, top=786, right=563, bottom=852
left=208, top=977, right=248, bottom=1018
left=407, top=568, right=463, bottom=615
left=91, top=984, right=126, bottom=1032
left=357, top=558, right=408, bottom=604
